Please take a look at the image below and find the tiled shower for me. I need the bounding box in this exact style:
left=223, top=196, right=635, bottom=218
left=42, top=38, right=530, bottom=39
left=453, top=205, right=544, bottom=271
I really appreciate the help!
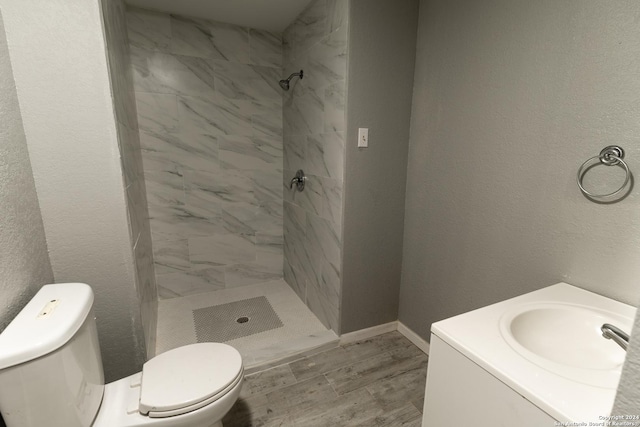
left=127, top=9, right=285, bottom=298
left=282, top=1, right=347, bottom=333
left=125, top=0, right=348, bottom=337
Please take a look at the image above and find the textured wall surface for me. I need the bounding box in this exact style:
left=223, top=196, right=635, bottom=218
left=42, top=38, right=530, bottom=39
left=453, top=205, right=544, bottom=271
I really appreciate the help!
left=399, top=0, right=640, bottom=341
left=100, top=0, right=157, bottom=358
left=0, top=11, right=54, bottom=331
left=282, top=0, right=348, bottom=333
left=0, top=0, right=146, bottom=381
left=340, top=0, right=419, bottom=334
left=126, top=8, right=284, bottom=299
left=614, top=307, right=640, bottom=415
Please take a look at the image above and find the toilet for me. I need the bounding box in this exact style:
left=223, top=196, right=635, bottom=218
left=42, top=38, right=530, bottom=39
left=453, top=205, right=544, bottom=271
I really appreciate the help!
left=0, top=283, right=244, bottom=427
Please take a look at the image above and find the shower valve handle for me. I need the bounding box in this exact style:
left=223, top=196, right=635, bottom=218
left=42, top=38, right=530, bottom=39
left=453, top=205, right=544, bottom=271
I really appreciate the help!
left=290, top=170, right=306, bottom=191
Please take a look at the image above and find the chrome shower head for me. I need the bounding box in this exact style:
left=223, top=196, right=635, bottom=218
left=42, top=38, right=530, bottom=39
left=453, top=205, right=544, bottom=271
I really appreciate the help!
left=279, top=80, right=290, bottom=90
left=279, top=70, right=303, bottom=91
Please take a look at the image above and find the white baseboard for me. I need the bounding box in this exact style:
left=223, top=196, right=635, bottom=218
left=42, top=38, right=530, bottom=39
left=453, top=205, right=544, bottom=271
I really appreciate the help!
left=338, top=321, right=430, bottom=355
left=339, top=321, right=398, bottom=345
left=397, top=321, right=430, bottom=355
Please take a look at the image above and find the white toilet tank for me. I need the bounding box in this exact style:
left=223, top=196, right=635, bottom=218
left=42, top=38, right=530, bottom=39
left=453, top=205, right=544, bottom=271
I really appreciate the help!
left=0, top=283, right=105, bottom=427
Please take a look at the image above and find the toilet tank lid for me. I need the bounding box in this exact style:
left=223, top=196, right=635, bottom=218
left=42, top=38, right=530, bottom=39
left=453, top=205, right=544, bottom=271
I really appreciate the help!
left=0, top=283, right=94, bottom=370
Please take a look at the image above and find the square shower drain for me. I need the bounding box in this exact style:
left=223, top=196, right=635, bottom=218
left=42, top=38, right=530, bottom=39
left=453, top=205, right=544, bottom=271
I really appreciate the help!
left=192, top=296, right=284, bottom=343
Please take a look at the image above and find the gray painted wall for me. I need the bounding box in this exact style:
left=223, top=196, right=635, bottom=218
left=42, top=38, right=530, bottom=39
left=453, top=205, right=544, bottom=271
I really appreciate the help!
left=400, top=0, right=640, bottom=340
left=0, top=0, right=146, bottom=381
left=0, top=11, right=54, bottom=331
left=402, top=0, right=640, bottom=411
left=341, top=0, right=419, bottom=333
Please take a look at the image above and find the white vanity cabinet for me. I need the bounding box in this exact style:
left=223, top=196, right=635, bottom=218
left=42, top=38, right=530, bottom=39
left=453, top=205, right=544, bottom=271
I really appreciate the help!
left=420, top=283, right=636, bottom=426
left=422, top=335, right=556, bottom=427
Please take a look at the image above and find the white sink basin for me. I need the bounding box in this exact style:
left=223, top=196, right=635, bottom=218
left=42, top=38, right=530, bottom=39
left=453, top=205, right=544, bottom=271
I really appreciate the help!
left=500, top=302, right=630, bottom=388
left=431, top=283, right=637, bottom=423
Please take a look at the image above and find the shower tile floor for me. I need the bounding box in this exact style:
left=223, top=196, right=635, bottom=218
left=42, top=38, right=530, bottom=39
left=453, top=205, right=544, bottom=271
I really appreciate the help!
left=156, top=279, right=338, bottom=368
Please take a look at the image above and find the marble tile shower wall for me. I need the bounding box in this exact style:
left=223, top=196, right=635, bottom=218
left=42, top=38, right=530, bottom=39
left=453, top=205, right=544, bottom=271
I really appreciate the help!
left=126, top=8, right=284, bottom=299
left=282, top=0, right=348, bottom=333
left=100, top=0, right=157, bottom=356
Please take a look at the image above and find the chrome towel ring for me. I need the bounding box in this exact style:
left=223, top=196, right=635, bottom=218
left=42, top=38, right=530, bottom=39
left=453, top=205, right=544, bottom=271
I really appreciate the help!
left=577, top=145, right=630, bottom=198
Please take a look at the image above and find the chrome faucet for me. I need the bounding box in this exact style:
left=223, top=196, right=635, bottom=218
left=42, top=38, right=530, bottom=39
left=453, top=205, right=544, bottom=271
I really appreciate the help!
left=601, top=323, right=629, bottom=351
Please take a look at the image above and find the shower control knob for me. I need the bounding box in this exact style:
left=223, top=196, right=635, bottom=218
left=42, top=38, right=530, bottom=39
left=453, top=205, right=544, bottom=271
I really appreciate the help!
left=290, top=170, right=306, bottom=191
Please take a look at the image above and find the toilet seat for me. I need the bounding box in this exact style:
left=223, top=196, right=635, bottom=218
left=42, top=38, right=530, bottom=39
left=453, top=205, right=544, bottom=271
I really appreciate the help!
left=139, top=343, right=243, bottom=418
left=146, top=368, right=243, bottom=418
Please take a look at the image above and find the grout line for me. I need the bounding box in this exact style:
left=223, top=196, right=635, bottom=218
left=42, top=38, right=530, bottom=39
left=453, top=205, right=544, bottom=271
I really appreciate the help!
left=246, top=354, right=308, bottom=377
left=243, top=364, right=299, bottom=399
left=324, top=372, right=339, bottom=397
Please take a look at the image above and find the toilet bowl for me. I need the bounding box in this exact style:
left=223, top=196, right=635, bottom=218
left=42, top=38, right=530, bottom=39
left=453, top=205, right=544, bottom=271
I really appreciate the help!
left=94, top=343, right=244, bottom=427
left=0, top=283, right=244, bottom=427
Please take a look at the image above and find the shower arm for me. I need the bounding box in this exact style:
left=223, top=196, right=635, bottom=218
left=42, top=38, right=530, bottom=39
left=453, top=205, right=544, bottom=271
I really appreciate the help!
left=279, top=69, right=303, bottom=91
left=285, top=70, right=303, bottom=81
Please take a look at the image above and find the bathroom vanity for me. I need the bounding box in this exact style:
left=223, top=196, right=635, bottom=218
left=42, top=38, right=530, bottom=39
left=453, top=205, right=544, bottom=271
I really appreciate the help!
left=422, top=283, right=636, bottom=426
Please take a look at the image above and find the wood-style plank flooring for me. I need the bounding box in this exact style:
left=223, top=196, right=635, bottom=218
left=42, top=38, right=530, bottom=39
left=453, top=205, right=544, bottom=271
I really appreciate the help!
left=223, top=331, right=428, bottom=427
